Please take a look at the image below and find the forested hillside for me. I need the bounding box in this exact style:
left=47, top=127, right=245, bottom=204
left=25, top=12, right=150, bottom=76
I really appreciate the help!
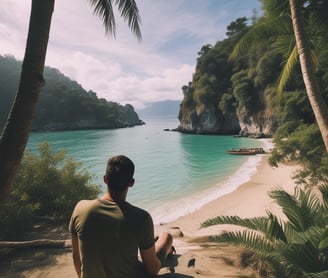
left=178, top=16, right=328, bottom=137
left=0, top=55, right=143, bottom=131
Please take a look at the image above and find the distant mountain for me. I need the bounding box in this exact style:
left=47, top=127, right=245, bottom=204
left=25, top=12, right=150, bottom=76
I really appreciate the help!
left=0, top=55, right=143, bottom=131
left=137, top=100, right=181, bottom=118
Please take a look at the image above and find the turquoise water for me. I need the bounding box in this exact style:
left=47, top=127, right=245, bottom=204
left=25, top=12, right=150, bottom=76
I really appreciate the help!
left=27, top=117, right=267, bottom=224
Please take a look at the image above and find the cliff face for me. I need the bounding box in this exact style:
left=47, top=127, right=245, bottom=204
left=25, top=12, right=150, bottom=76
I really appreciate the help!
left=178, top=104, right=240, bottom=134
left=177, top=98, right=277, bottom=137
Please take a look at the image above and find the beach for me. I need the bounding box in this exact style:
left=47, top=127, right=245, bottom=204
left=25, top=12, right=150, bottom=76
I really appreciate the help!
left=2, top=154, right=300, bottom=277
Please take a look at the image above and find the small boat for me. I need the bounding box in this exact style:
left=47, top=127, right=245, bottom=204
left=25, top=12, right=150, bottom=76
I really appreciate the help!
left=227, top=147, right=266, bottom=155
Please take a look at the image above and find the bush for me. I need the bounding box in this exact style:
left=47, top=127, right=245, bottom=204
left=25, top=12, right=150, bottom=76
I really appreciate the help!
left=0, top=142, right=101, bottom=240
left=201, top=185, right=328, bottom=277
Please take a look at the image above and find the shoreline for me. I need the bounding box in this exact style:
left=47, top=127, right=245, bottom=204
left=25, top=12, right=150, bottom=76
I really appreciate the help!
left=151, top=138, right=273, bottom=226
left=155, top=153, right=299, bottom=242
left=150, top=149, right=266, bottom=225
left=153, top=153, right=300, bottom=276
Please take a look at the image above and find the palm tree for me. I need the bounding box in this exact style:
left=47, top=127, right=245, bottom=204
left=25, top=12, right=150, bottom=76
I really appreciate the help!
left=289, top=0, right=328, bottom=153
left=201, top=185, right=328, bottom=277
left=0, top=0, right=141, bottom=211
left=230, top=0, right=328, bottom=153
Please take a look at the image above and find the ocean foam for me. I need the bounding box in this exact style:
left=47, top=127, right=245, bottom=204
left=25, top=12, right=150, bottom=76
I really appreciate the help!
left=151, top=153, right=263, bottom=225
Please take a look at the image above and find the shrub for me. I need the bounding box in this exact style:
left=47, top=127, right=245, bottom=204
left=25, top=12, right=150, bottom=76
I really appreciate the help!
left=0, top=142, right=101, bottom=240
left=201, top=185, right=328, bottom=277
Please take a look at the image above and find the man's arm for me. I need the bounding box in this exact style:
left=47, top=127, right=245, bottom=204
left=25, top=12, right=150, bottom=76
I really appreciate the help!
left=140, top=232, right=173, bottom=276
left=71, top=234, right=82, bottom=277
left=140, top=245, right=162, bottom=276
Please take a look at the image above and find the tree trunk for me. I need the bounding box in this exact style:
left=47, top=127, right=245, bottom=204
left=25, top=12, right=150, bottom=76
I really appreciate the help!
left=289, top=0, right=328, bottom=152
left=0, top=0, right=54, bottom=210
left=0, top=239, right=71, bottom=249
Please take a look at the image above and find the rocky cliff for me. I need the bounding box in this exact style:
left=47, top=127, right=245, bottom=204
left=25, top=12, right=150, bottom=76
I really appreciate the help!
left=177, top=93, right=277, bottom=137
left=176, top=22, right=282, bottom=138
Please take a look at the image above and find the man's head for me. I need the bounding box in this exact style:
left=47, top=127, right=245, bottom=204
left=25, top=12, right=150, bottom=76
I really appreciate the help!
left=105, top=155, right=135, bottom=193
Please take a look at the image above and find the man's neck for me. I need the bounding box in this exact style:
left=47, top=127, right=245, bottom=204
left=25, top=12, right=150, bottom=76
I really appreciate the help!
left=100, top=191, right=126, bottom=203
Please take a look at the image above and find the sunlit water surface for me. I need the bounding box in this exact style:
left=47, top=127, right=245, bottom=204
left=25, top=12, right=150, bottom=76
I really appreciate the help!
left=27, top=117, right=268, bottom=224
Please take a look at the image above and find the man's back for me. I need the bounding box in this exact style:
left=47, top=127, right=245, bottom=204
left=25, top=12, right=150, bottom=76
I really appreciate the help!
left=69, top=199, right=154, bottom=278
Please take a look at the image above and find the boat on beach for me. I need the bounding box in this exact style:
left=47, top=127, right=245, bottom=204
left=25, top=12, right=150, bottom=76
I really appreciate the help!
left=227, top=147, right=267, bottom=155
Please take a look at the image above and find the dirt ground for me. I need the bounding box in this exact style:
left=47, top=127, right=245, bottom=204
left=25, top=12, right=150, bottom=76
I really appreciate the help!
left=0, top=223, right=256, bottom=278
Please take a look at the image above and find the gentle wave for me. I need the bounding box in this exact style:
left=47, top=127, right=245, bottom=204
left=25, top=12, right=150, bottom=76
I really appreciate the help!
left=27, top=118, right=269, bottom=226
left=149, top=154, right=264, bottom=224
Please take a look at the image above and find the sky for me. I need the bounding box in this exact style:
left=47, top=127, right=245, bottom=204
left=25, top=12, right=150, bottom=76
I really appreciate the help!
left=0, top=0, right=262, bottom=109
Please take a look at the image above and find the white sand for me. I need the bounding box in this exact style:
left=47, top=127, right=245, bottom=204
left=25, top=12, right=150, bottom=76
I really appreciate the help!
left=155, top=154, right=299, bottom=276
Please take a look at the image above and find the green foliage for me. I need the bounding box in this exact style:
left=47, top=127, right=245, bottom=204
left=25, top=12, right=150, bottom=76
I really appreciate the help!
left=231, top=70, right=257, bottom=115
left=219, top=92, right=236, bottom=116
left=0, top=142, right=101, bottom=240
left=202, top=186, right=328, bottom=277
left=197, top=44, right=212, bottom=57
left=226, top=17, right=248, bottom=37
left=270, top=124, right=328, bottom=186
left=255, top=50, right=282, bottom=87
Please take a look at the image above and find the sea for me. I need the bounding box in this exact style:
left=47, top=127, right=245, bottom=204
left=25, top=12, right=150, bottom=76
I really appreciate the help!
left=26, top=116, right=270, bottom=225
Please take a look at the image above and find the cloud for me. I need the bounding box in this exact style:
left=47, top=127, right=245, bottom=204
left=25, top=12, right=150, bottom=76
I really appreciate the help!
left=94, top=63, right=194, bottom=109
left=0, top=0, right=261, bottom=109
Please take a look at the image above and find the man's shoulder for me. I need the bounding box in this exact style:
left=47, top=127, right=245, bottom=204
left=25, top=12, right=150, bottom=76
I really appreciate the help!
left=74, top=199, right=99, bottom=212
left=124, top=202, right=152, bottom=218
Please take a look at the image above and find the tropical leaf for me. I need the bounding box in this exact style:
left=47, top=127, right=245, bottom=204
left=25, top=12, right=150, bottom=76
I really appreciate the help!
left=209, top=230, right=277, bottom=255
left=89, top=0, right=115, bottom=34
left=277, top=46, right=298, bottom=97
left=305, top=271, right=328, bottom=278
left=229, top=17, right=281, bottom=60
left=88, top=0, right=141, bottom=39
left=265, top=211, right=287, bottom=243
left=269, top=188, right=320, bottom=231
left=201, top=215, right=267, bottom=232
left=115, top=0, right=142, bottom=39
left=318, top=184, right=328, bottom=208
left=292, top=241, right=321, bottom=272
left=318, top=229, right=328, bottom=252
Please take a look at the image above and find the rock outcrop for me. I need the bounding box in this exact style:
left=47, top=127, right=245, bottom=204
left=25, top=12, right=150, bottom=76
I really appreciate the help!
left=176, top=104, right=240, bottom=135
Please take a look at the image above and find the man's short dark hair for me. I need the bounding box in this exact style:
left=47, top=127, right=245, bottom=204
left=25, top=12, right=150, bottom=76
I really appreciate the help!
left=106, top=155, right=135, bottom=192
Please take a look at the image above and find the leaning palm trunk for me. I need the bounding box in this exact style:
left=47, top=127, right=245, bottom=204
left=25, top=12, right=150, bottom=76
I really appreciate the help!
left=0, top=0, right=141, bottom=212
left=0, top=0, right=54, bottom=210
left=289, top=0, right=328, bottom=153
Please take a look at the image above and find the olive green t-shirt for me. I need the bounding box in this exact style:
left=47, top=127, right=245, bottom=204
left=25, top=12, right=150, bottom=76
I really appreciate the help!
left=69, top=199, right=155, bottom=278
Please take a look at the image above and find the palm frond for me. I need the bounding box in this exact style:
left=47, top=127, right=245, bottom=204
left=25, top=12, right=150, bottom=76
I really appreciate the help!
left=302, top=226, right=328, bottom=256
left=308, top=1, right=328, bottom=39
left=288, top=240, right=322, bottom=273
left=265, top=211, right=288, bottom=243
left=267, top=240, right=320, bottom=275
left=262, top=0, right=290, bottom=19
left=88, top=0, right=141, bottom=40
left=273, top=33, right=296, bottom=60
left=269, top=188, right=320, bottom=232
left=277, top=46, right=298, bottom=97
left=209, top=230, right=277, bottom=255
left=201, top=215, right=267, bottom=231
left=305, top=271, right=328, bottom=278
left=89, top=0, right=116, bottom=35
left=318, top=184, right=328, bottom=209
left=201, top=213, right=288, bottom=242
left=229, top=17, right=281, bottom=60
left=115, top=0, right=142, bottom=40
